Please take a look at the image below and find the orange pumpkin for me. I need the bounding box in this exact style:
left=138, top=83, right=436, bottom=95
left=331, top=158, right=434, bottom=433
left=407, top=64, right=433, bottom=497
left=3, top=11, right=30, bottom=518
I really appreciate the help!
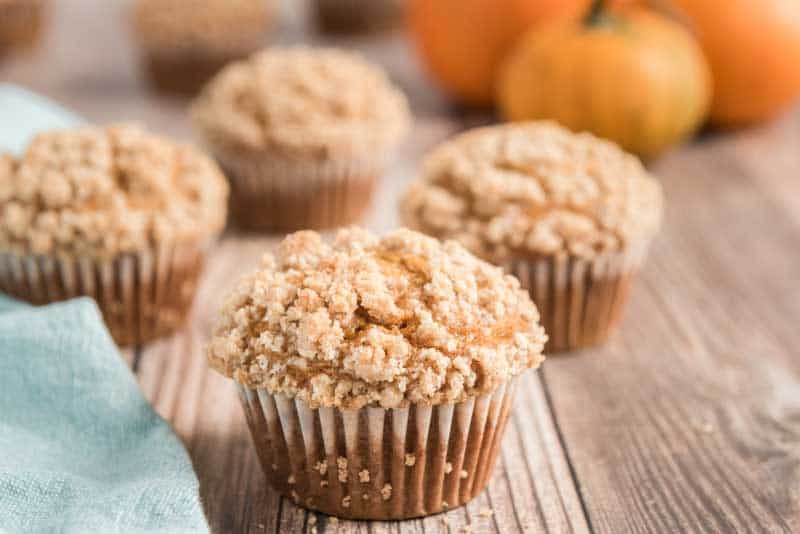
left=497, top=2, right=711, bottom=158
left=669, top=0, right=800, bottom=126
left=407, top=0, right=592, bottom=107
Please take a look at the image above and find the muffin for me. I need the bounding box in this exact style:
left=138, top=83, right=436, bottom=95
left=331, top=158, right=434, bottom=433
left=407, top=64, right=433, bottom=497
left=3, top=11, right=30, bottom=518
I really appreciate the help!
left=0, top=124, right=229, bottom=345
left=401, top=122, right=663, bottom=352
left=131, top=0, right=274, bottom=95
left=314, top=0, right=405, bottom=34
left=0, top=0, right=46, bottom=54
left=207, top=228, right=546, bottom=519
left=191, top=47, right=411, bottom=232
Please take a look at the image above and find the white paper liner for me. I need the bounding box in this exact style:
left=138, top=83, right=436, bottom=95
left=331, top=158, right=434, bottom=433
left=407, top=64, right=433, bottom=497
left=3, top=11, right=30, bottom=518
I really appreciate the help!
left=504, top=244, right=650, bottom=351
left=236, top=376, right=520, bottom=520
left=0, top=242, right=208, bottom=345
left=215, top=149, right=388, bottom=231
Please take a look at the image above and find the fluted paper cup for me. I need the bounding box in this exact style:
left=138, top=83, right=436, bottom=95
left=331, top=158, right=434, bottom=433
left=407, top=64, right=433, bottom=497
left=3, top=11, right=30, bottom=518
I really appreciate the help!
left=504, top=244, right=649, bottom=352
left=314, top=0, right=404, bottom=34
left=215, top=149, right=386, bottom=232
left=143, top=53, right=237, bottom=95
left=237, top=376, right=520, bottom=519
left=0, top=0, right=46, bottom=53
left=0, top=242, right=209, bottom=346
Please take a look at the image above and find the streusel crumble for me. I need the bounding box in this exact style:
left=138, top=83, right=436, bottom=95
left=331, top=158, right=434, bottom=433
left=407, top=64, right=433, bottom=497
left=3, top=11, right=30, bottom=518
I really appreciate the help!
left=208, top=228, right=546, bottom=409
left=0, top=124, right=228, bottom=258
left=191, top=47, right=410, bottom=159
left=401, top=121, right=663, bottom=262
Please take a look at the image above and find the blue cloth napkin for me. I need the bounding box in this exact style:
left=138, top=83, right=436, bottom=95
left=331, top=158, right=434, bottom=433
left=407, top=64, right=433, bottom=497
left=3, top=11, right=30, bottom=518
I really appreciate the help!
left=0, top=297, right=209, bottom=533
left=0, top=84, right=83, bottom=155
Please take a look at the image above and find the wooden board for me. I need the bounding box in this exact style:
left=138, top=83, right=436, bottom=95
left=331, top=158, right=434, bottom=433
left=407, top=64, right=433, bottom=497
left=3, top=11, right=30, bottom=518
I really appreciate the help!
left=3, top=1, right=799, bottom=532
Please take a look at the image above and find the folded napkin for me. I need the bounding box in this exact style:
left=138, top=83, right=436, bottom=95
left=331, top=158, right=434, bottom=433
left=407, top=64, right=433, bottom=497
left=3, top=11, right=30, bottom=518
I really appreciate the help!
left=0, top=84, right=83, bottom=155
left=0, top=296, right=208, bottom=533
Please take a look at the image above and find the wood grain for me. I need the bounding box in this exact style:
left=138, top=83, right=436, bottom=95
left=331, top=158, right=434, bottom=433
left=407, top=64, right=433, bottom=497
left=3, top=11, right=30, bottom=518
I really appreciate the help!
left=543, top=129, right=800, bottom=533
left=2, top=1, right=800, bottom=533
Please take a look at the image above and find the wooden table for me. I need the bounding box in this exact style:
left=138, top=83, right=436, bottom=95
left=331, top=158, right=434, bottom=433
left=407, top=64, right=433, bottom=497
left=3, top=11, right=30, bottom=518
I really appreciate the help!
left=3, top=1, right=799, bottom=532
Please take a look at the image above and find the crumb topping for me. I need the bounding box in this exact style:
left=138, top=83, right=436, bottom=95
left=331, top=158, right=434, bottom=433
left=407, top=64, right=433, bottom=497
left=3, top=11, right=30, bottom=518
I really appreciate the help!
left=133, top=0, right=272, bottom=55
left=0, top=124, right=228, bottom=258
left=207, top=228, right=546, bottom=409
left=401, top=122, right=663, bottom=261
left=313, top=460, right=328, bottom=475
left=191, top=47, right=411, bottom=160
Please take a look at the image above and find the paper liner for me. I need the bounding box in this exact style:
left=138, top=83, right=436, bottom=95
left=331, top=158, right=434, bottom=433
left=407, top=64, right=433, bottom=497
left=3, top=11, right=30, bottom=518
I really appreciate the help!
left=504, top=244, right=649, bottom=352
left=216, top=150, right=384, bottom=232
left=314, top=0, right=404, bottom=33
left=143, top=53, right=237, bottom=95
left=237, top=377, right=519, bottom=520
left=0, top=0, right=45, bottom=51
left=0, top=242, right=208, bottom=346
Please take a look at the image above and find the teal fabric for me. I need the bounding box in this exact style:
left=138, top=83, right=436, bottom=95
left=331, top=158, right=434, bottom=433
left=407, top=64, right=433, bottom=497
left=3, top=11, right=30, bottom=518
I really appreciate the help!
left=0, top=84, right=83, bottom=155
left=0, top=296, right=209, bottom=534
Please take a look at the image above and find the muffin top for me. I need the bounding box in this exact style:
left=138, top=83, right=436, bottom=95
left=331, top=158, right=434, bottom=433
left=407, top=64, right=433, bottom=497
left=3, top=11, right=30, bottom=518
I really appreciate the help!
left=191, top=47, right=411, bottom=160
left=0, top=124, right=229, bottom=259
left=132, top=0, right=272, bottom=55
left=207, top=228, right=546, bottom=409
left=401, top=122, right=663, bottom=262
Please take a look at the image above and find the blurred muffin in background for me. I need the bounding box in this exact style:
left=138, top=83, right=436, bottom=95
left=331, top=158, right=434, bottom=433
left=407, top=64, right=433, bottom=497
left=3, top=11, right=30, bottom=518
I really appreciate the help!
left=314, top=0, right=404, bottom=34
left=191, top=47, right=410, bottom=232
left=131, top=0, right=274, bottom=95
left=401, top=121, right=663, bottom=352
left=0, top=124, right=229, bottom=346
left=0, top=0, right=47, bottom=55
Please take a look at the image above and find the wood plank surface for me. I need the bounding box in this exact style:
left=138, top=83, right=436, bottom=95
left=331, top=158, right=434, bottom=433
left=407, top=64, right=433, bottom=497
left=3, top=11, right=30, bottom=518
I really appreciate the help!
left=2, top=1, right=799, bottom=533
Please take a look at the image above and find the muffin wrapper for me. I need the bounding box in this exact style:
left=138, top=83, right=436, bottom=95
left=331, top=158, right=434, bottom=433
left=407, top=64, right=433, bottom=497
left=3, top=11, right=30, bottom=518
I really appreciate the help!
left=0, top=242, right=208, bottom=346
left=0, top=0, right=45, bottom=51
left=143, top=53, right=239, bottom=95
left=217, top=150, right=385, bottom=232
left=504, top=244, right=649, bottom=352
left=315, top=0, right=404, bottom=33
left=237, top=377, right=520, bottom=520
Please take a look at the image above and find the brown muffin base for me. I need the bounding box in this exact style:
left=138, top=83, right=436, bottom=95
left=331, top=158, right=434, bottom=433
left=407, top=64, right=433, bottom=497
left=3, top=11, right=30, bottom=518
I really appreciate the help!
left=237, top=377, right=519, bottom=519
left=314, top=0, right=404, bottom=34
left=0, top=243, right=208, bottom=346
left=505, top=246, right=648, bottom=352
left=0, top=0, right=46, bottom=53
left=217, top=151, right=384, bottom=232
left=142, top=53, right=241, bottom=96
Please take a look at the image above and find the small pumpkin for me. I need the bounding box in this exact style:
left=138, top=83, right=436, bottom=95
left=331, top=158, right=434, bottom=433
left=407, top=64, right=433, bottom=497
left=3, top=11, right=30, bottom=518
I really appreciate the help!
left=669, top=0, right=800, bottom=126
left=407, top=0, right=594, bottom=107
left=497, top=0, right=711, bottom=158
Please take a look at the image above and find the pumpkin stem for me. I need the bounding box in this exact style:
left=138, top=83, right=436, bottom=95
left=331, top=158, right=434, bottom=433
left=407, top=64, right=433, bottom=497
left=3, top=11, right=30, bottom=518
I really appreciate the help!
left=585, top=0, right=606, bottom=26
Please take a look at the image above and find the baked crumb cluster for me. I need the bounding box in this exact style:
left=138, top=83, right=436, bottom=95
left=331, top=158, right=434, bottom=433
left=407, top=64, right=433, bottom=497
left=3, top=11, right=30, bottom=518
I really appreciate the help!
left=191, top=47, right=411, bottom=159
left=133, top=0, right=271, bottom=55
left=0, top=124, right=228, bottom=258
left=401, top=122, right=663, bottom=262
left=208, top=228, right=546, bottom=408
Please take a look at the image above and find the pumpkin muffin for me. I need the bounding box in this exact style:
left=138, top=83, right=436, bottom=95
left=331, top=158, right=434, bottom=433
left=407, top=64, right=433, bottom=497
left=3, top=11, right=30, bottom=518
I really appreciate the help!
left=131, top=0, right=274, bottom=95
left=207, top=228, right=546, bottom=519
left=0, top=124, right=228, bottom=345
left=191, top=47, right=411, bottom=232
left=401, top=122, right=663, bottom=352
left=314, top=0, right=405, bottom=34
left=0, top=0, right=47, bottom=54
